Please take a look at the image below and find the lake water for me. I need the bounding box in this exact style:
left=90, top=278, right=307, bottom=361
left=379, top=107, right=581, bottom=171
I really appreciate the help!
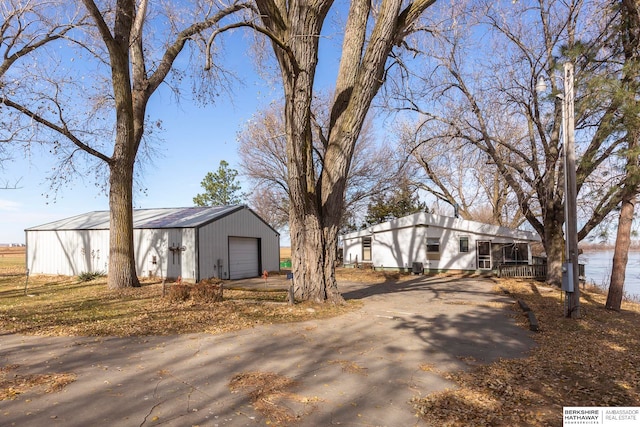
left=580, top=250, right=640, bottom=299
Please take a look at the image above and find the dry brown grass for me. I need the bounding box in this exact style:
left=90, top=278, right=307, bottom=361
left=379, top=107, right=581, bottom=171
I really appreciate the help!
left=335, top=267, right=406, bottom=283
left=0, top=365, right=76, bottom=400
left=0, top=247, right=25, bottom=256
left=228, top=371, right=319, bottom=424
left=413, top=279, right=640, bottom=426
left=0, top=275, right=359, bottom=336
left=0, top=247, right=26, bottom=275
left=0, top=252, right=364, bottom=338
left=280, top=246, right=292, bottom=261
left=0, top=245, right=364, bottom=337
left=0, top=255, right=361, bottom=402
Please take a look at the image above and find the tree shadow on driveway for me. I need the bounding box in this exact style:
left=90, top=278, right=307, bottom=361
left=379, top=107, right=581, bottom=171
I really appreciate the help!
left=340, top=275, right=536, bottom=366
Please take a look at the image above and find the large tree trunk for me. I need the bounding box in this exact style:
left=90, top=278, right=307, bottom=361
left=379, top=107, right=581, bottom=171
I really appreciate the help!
left=607, top=0, right=640, bottom=310
left=289, top=211, right=342, bottom=303
left=102, top=0, right=139, bottom=289
left=280, top=0, right=343, bottom=303
left=257, top=0, right=435, bottom=302
left=544, top=227, right=565, bottom=286
left=540, top=200, right=566, bottom=286
left=108, top=156, right=140, bottom=289
left=107, top=44, right=139, bottom=289
left=607, top=194, right=635, bottom=310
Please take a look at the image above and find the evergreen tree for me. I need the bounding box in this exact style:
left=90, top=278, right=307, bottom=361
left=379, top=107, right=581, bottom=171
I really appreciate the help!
left=362, top=179, right=427, bottom=227
left=606, top=0, right=640, bottom=311
left=193, top=160, right=245, bottom=206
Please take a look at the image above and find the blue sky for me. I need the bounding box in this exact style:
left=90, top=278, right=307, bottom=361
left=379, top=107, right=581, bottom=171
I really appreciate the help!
left=0, top=93, right=263, bottom=244
left=0, top=44, right=278, bottom=244
left=0, top=7, right=348, bottom=245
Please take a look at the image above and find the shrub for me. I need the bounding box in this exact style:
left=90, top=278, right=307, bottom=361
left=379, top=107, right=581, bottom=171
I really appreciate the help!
left=78, top=271, right=106, bottom=282
left=192, top=279, right=223, bottom=303
left=167, top=284, right=191, bottom=302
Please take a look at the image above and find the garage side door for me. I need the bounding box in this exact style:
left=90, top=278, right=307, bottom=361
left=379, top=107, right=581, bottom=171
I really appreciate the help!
left=229, top=237, right=259, bottom=280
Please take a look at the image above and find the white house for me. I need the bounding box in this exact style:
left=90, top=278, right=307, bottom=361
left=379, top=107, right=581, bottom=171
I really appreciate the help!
left=25, top=205, right=280, bottom=281
left=341, top=212, right=540, bottom=273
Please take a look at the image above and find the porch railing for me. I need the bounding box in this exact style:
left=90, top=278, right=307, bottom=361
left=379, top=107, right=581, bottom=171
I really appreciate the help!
left=498, top=263, right=585, bottom=280
left=498, top=263, right=548, bottom=279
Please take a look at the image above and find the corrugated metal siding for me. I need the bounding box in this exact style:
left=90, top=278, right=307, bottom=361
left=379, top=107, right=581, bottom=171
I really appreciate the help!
left=26, top=206, right=277, bottom=280
left=198, top=208, right=279, bottom=280
left=134, top=229, right=167, bottom=279
left=26, top=229, right=109, bottom=275
left=134, top=228, right=196, bottom=281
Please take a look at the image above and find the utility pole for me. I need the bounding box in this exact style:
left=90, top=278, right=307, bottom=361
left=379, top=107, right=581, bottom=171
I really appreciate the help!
left=562, top=62, right=580, bottom=318
left=536, top=62, right=581, bottom=318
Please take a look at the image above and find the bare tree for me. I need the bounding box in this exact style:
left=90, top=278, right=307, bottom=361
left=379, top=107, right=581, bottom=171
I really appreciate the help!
left=392, top=0, right=628, bottom=284
left=396, top=119, right=525, bottom=227
left=238, top=100, right=398, bottom=232
left=0, top=177, right=22, bottom=189
left=238, top=102, right=290, bottom=229
left=0, top=1, right=84, bottom=186
left=246, top=187, right=290, bottom=231
left=0, top=1, right=80, bottom=96
left=1, top=0, right=252, bottom=289
left=220, top=0, right=437, bottom=301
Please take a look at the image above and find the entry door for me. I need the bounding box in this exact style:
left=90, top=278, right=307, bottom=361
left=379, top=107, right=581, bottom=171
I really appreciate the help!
left=477, top=241, right=492, bottom=270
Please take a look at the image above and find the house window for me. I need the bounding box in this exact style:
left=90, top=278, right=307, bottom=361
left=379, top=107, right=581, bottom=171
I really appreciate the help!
left=362, top=237, right=372, bottom=261
left=427, top=237, right=440, bottom=253
left=503, top=243, right=528, bottom=264
left=459, top=236, right=469, bottom=253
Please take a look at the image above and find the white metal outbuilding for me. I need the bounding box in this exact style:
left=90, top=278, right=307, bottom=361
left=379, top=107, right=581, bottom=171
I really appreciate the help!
left=25, top=205, right=280, bottom=281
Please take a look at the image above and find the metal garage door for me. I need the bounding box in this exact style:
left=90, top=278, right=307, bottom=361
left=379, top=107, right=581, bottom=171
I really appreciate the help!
left=229, top=237, right=259, bottom=280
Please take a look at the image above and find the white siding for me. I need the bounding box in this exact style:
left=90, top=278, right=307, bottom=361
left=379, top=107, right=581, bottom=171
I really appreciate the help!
left=197, top=208, right=279, bottom=280
left=26, top=206, right=278, bottom=281
left=134, top=229, right=168, bottom=279
left=342, top=212, right=539, bottom=272
left=134, top=228, right=196, bottom=281
left=344, top=228, right=488, bottom=272
left=27, top=229, right=109, bottom=276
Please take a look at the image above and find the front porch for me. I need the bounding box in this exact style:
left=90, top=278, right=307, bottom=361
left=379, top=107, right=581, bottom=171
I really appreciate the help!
left=498, top=262, right=585, bottom=281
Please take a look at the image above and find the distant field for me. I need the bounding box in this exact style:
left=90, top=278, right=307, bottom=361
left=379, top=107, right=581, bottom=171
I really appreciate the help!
left=0, top=247, right=26, bottom=273
left=0, top=247, right=25, bottom=255
left=280, top=246, right=291, bottom=261
left=3, top=247, right=293, bottom=270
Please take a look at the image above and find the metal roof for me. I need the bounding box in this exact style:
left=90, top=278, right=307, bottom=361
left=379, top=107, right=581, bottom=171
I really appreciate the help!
left=25, top=206, right=245, bottom=231
left=341, top=211, right=540, bottom=242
